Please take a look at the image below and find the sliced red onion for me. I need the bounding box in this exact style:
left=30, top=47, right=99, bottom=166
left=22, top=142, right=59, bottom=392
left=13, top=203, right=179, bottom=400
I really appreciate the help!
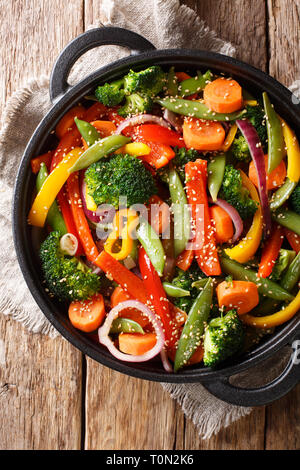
left=160, top=349, right=173, bottom=373
left=209, top=197, right=243, bottom=243
left=115, top=114, right=170, bottom=135
left=59, top=233, right=78, bottom=256
left=132, top=266, right=143, bottom=279
left=236, top=119, right=272, bottom=237
left=98, top=300, right=165, bottom=363
left=163, top=109, right=183, bottom=133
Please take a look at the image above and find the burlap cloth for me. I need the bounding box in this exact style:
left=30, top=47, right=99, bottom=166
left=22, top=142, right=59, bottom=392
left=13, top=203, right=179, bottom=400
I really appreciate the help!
left=0, top=0, right=299, bottom=440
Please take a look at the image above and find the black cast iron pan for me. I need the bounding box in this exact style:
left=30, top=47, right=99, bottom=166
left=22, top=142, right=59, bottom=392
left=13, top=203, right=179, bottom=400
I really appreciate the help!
left=12, top=26, right=300, bottom=407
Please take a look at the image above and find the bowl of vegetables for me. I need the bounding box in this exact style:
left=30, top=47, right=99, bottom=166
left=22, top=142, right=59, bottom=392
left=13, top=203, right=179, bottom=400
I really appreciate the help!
left=13, top=27, right=300, bottom=406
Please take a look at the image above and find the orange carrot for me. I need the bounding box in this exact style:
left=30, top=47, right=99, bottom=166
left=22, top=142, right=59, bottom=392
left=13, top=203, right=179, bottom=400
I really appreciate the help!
left=210, top=205, right=234, bottom=244
left=111, top=286, right=149, bottom=328
left=203, top=77, right=243, bottom=113
left=55, top=106, right=85, bottom=139
left=68, top=293, right=105, bottom=333
left=284, top=228, right=300, bottom=253
left=217, top=280, right=259, bottom=315
left=258, top=225, right=284, bottom=278
left=31, top=151, right=53, bottom=174
left=176, top=249, right=194, bottom=271
left=183, top=117, right=225, bottom=151
left=118, top=332, right=157, bottom=355
left=249, top=154, right=286, bottom=190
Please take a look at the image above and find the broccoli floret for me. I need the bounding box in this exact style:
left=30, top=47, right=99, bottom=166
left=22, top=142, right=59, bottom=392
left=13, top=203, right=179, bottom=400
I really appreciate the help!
left=40, top=232, right=101, bottom=302
left=172, top=263, right=207, bottom=313
left=244, top=104, right=267, bottom=147
left=124, top=66, right=166, bottom=97
left=291, top=184, right=300, bottom=215
left=95, top=79, right=125, bottom=107
left=118, top=93, right=153, bottom=117
left=203, top=309, right=245, bottom=367
left=85, top=153, right=157, bottom=208
left=219, top=164, right=258, bottom=220
left=158, top=147, right=201, bottom=184
left=231, top=133, right=251, bottom=162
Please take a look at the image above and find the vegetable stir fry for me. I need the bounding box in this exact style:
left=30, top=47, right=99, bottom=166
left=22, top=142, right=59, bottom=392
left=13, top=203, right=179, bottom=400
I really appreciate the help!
left=28, top=65, right=300, bottom=372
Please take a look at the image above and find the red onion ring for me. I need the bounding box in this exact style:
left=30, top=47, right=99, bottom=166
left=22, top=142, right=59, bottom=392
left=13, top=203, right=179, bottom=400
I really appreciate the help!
left=236, top=119, right=271, bottom=237
left=163, top=109, right=183, bottom=133
left=115, top=114, right=170, bottom=135
left=160, top=349, right=173, bottom=373
left=209, top=197, right=243, bottom=243
left=98, top=300, right=165, bottom=362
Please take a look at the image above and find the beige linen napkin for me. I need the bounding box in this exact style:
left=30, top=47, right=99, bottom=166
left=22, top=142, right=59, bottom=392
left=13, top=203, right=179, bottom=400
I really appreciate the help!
left=0, top=0, right=299, bottom=439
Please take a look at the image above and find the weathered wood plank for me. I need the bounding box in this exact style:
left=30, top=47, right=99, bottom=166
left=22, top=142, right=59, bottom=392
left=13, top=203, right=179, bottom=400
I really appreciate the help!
left=0, top=0, right=84, bottom=449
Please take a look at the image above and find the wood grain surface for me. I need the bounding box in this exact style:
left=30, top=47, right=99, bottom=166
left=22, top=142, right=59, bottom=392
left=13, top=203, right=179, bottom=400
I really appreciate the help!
left=0, top=0, right=299, bottom=450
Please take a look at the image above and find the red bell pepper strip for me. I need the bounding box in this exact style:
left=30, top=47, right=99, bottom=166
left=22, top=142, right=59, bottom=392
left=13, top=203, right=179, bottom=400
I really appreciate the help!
left=83, top=102, right=107, bottom=123
left=136, top=141, right=175, bottom=169
left=50, top=127, right=82, bottom=171
left=133, top=124, right=185, bottom=148
left=56, top=188, right=83, bottom=256
left=185, top=159, right=221, bottom=276
left=258, top=225, right=284, bottom=278
left=138, top=247, right=178, bottom=348
left=67, top=172, right=99, bottom=262
left=176, top=249, right=194, bottom=271
left=31, top=151, right=53, bottom=174
left=284, top=228, right=300, bottom=253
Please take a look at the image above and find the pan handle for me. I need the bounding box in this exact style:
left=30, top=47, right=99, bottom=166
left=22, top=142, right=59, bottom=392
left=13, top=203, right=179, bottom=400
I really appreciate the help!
left=50, top=26, right=156, bottom=103
left=202, top=334, right=300, bottom=407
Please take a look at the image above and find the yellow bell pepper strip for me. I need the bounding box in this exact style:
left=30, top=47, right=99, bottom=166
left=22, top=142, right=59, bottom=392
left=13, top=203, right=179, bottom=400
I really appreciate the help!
left=225, top=170, right=263, bottom=263
left=243, top=290, right=300, bottom=329
left=85, top=184, right=98, bottom=212
left=221, top=123, right=238, bottom=152
left=28, top=147, right=83, bottom=227
left=281, top=118, right=300, bottom=183
left=124, top=142, right=151, bottom=156
left=104, top=209, right=138, bottom=260
left=244, top=100, right=258, bottom=106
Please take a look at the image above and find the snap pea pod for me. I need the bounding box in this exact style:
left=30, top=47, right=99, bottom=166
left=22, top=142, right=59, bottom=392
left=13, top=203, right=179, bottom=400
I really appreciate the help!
left=263, top=92, right=285, bottom=174
left=36, top=163, right=67, bottom=235
left=69, top=135, right=131, bottom=172
left=75, top=117, right=101, bottom=147
left=109, top=317, right=144, bottom=334
left=162, top=282, right=190, bottom=297
left=168, top=168, right=190, bottom=257
left=207, top=153, right=226, bottom=201
left=179, top=70, right=213, bottom=97
left=174, top=278, right=213, bottom=372
left=269, top=178, right=297, bottom=211
left=166, top=66, right=179, bottom=96
left=156, top=97, right=247, bottom=121
left=220, top=255, right=294, bottom=302
left=136, top=216, right=165, bottom=276
left=271, top=209, right=300, bottom=236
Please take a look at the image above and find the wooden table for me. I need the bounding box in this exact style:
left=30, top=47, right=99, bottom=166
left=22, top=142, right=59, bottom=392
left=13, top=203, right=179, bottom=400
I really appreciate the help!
left=0, top=0, right=299, bottom=450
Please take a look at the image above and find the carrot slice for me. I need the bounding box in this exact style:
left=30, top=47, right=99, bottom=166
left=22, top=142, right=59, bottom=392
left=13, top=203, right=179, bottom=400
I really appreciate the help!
left=216, top=280, right=259, bottom=315
left=203, top=77, right=243, bottom=114
left=249, top=154, right=287, bottom=190
left=90, top=120, right=117, bottom=137
left=183, top=117, right=225, bottom=151
left=68, top=294, right=105, bottom=333
left=118, top=332, right=157, bottom=355
left=56, top=106, right=85, bottom=139
left=210, top=205, right=234, bottom=244
left=111, top=286, right=149, bottom=328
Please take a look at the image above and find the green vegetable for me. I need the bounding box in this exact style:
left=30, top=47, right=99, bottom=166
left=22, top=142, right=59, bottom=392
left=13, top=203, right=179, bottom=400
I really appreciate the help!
left=290, top=184, right=300, bottom=215
left=172, top=264, right=207, bottom=313
left=159, top=147, right=201, bottom=184
left=118, top=93, right=153, bottom=117
left=162, top=282, right=190, bottom=298
left=263, top=92, right=285, bottom=174
left=270, top=249, right=296, bottom=281
left=36, top=163, right=67, bottom=235
left=136, top=216, right=165, bottom=277
left=269, top=178, right=297, bottom=211
left=203, top=309, right=245, bottom=367
left=220, top=255, right=294, bottom=302
left=231, top=133, right=251, bottom=162
left=244, top=104, right=268, bottom=148
left=124, top=65, right=166, bottom=97
left=219, top=164, right=258, bottom=220
left=84, top=153, right=157, bottom=208
left=69, top=135, right=131, bottom=172
left=40, top=231, right=100, bottom=302
left=168, top=168, right=190, bottom=257
left=207, top=153, right=226, bottom=201
left=156, top=97, right=247, bottom=121
left=166, top=66, right=178, bottom=96
left=271, top=208, right=300, bottom=236
left=110, top=318, right=144, bottom=334
left=281, top=251, right=300, bottom=292
left=75, top=117, right=101, bottom=146
left=174, top=278, right=213, bottom=372
left=179, top=70, right=213, bottom=97
left=95, top=78, right=125, bottom=106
